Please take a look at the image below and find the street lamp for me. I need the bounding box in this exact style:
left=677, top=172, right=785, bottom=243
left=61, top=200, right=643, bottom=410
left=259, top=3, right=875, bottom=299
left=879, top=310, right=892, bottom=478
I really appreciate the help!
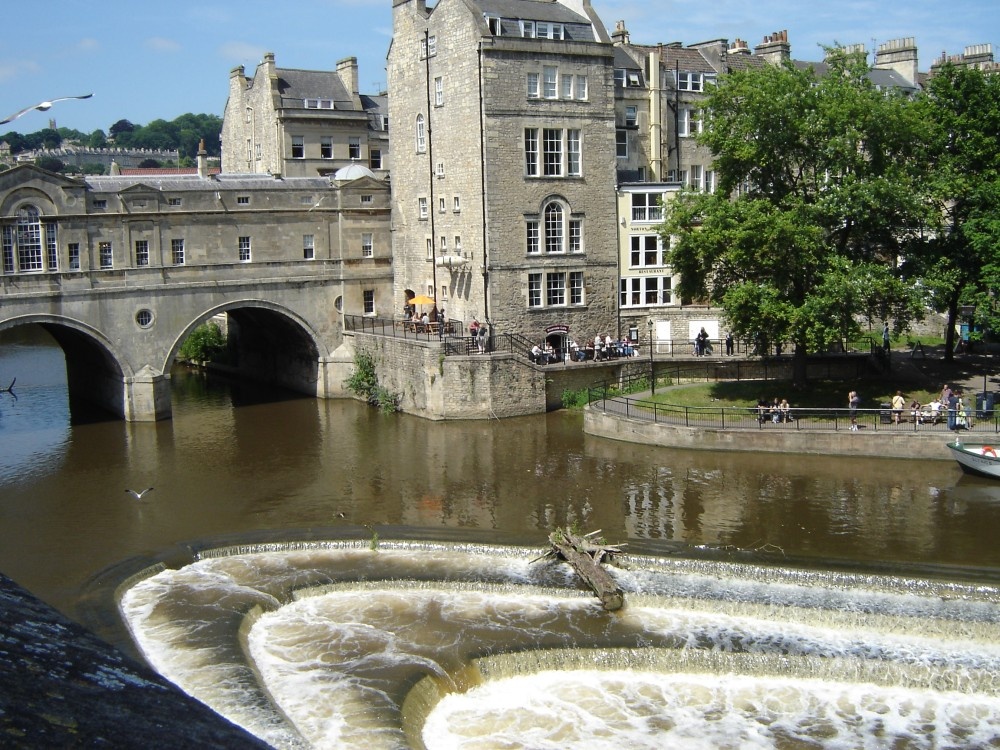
left=647, top=318, right=655, bottom=395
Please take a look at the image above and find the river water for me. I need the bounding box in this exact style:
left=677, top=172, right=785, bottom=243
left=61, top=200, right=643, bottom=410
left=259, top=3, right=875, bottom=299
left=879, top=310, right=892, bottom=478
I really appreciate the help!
left=5, top=324, right=1000, bottom=748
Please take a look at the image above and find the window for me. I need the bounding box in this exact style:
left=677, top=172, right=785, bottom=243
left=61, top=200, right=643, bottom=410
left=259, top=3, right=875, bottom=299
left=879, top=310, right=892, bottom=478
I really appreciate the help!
left=440, top=236, right=447, bottom=253
left=690, top=165, right=704, bottom=192
left=527, top=72, right=539, bottom=99
left=426, top=238, right=433, bottom=260
left=526, top=221, right=539, bottom=254
left=567, top=130, right=581, bottom=175
left=520, top=20, right=535, bottom=37
left=561, top=73, right=573, bottom=100
left=13, top=206, right=42, bottom=271
left=303, top=234, right=315, bottom=260
left=168, top=197, right=181, bottom=206
left=45, top=224, right=57, bottom=270
left=321, top=136, right=333, bottom=159
left=453, top=196, right=461, bottom=212
left=304, top=98, right=334, bottom=109
left=246, top=138, right=252, bottom=162
left=2, top=226, right=12, bottom=273
left=427, top=35, right=437, bottom=56
left=544, top=203, right=564, bottom=253
left=439, top=197, right=446, bottom=213
left=255, top=144, right=262, bottom=160
left=436, top=161, right=445, bottom=178
left=620, top=276, right=672, bottom=307
left=245, top=107, right=252, bottom=124
left=486, top=15, right=500, bottom=35
left=362, top=233, right=373, bottom=257
left=625, top=105, right=637, bottom=127
left=630, top=235, right=662, bottom=267
left=418, top=197, right=428, bottom=219
left=614, top=69, right=626, bottom=87
left=524, top=129, right=539, bottom=176
left=99, top=241, right=113, bottom=269
left=631, top=192, right=663, bottom=222
left=363, top=290, right=375, bottom=315
left=616, top=130, right=628, bottom=158
left=569, top=271, right=584, bottom=305
left=93, top=199, right=107, bottom=209
left=291, top=136, right=304, bottom=159
left=359, top=194, right=373, bottom=206
left=528, top=272, right=542, bottom=307
left=628, top=71, right=641, bottom=87
left=135, top=239, right=149, bottom=267
left=575, top=75, right=588, bottom=100
left=677, top=71, right=714, bottom=91
left=546, top=272, right=566, bottom=306
left=536, top=22, right=564, bottom=39
left=349, top=137, right=361, bottom=160
left=454, top=236, right=462, bottom=255
left=569, top=220, right=582, bottom=253
left=171, top=238, right=185, bottom=265
left=237, top=195, right=250, bottom=205
left=68, top=243, right=80, bottom=270
left=434, top=77, right=443, bottom=106
left=415, top=114, right=426, bottom=153
left=705, top=170, right=716, bottom=194
left=239, top=236, right=251, bottom=262
left=543, top=128, right=562, bottom=176
left=136, top=309, right=153, bottom=328
left=678, top=108, right=702, bottom=137
left=369, top=149, right=382, bottom=169
left=543, top=66, right=558, bottom=99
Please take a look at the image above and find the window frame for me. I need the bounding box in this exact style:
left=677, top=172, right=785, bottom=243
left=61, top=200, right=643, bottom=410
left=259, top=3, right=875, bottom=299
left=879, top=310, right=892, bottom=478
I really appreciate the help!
left=238, top=235, right=251, bottom=262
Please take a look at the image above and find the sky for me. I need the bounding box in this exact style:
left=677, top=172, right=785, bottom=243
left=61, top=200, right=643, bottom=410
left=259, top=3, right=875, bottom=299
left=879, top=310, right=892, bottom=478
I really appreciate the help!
left=1, top=0, right=997, bottom=135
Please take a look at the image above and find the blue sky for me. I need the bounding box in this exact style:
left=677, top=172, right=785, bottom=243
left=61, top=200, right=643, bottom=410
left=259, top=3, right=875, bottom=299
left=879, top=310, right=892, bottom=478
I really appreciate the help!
left=1, top=0, right=996, bottom=135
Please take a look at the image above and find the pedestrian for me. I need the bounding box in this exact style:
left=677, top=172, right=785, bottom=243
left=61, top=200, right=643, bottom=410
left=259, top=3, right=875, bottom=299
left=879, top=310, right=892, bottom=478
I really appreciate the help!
left=882, top=322, right=890, bottom=352
left=848, top=390, right=860, bottom=431
left=891, top=390, right=905, bottom=425
left=477, top=322, right=488, bottom=353
left=725, top=331, right=734, bottom=356
left=948, top=389, right=960, bottom=431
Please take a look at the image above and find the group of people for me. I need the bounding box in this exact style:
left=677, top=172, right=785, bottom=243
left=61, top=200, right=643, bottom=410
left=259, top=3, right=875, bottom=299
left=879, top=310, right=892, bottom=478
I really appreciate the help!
left=757, top=397, right=793, bottom=424
left=939, top=384, right=973, bottom=431
left=849, top=384, right=974, bottom=431
left=468, top=319, right=489, bottom=353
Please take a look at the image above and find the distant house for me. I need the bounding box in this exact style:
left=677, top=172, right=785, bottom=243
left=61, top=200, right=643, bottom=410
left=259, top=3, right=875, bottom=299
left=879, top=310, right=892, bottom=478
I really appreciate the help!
left=221, top=53, right=388, bottom=178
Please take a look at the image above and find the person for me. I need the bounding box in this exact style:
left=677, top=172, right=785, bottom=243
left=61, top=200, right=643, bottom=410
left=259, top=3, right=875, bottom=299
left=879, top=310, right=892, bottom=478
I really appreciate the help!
left=438, top=306, right=446, bottom=324
left=909, top=399, right=922, bottom=423
left=530, top=344, right=543, bottom=364
left=941, top=384, right=952, bottom=409
left=477, top=322, right=488, bottom=354
left=696, top=327, right=709, bottom=356
left=891, top=390, right=905, bottom=425
left=883, top=322, right=891, bottom=352
left=757, top=397, right=770, bottom=424
left=403, top=303, right=413, bottom=320
left=947, top=388, right=960, bottom=430
left=421, top=311, right=429, bottom=326
left=771, top=397, right=782, bottom=424
left=779, top=399, right=792, bottom=423
left=725, top=331, right=734, bottom=356
left=620, top=337, right=634, bottom=357
left=469, top=318, right=479, bottom=336
left=957, top=393, right=972, bottom=429
left=848, top=390, right=860, bottom=431
left=594, top=334, right=604, bottom=361
left=604, top=334, right=615, bottom=357
left=543, top=342, right=556, bottom=364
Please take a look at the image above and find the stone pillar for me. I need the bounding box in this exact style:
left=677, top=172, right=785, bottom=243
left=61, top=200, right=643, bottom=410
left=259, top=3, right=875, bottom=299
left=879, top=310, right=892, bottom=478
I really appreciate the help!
left=124, top=367, right=172, bottom=421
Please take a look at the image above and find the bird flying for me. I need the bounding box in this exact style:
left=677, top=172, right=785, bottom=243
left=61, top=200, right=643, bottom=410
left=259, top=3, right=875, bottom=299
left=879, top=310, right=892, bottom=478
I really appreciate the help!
left=125, top=487, right=155, bottom=500
left=1, top=94, right=94, bottom=125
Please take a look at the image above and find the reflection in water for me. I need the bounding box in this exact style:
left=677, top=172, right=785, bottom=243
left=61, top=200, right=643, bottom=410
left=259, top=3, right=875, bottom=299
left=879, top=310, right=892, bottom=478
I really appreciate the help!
left=121, top=543, right=1000, bottom=749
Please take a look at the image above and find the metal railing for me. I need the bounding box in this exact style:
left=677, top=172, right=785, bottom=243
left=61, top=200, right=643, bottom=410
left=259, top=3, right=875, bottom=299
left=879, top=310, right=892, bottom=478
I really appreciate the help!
left=589, top=393, right=1000, bottom=434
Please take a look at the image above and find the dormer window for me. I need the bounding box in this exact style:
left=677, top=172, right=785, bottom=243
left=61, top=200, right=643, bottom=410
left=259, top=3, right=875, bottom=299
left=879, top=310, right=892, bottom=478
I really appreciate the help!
left=304, top=98, right=333, bottom=109
left=536, top=22, right=564, bottom=40
left=520, top=20, right=534, bottom=38
left=485, top=15, right=501, bottom=35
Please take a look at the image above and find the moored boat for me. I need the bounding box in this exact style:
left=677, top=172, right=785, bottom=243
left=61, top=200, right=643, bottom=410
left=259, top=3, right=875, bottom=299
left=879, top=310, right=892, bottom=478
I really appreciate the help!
left=947, top=440, right=1000, bottom=478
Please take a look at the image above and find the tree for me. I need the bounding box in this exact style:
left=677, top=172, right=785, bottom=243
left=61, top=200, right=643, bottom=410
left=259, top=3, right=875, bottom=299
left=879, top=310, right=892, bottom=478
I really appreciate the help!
left=908, top=65, right=1000, bottom=358
left=35, top=156, right=65, bottom=173
left=663, top=49, right=930, bottom=383
left=108, top=119, right=135, bottom=140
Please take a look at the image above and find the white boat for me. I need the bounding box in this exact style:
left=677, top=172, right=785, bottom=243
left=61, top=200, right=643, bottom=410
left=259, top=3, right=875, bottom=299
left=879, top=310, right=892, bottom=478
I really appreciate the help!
left=947, top=441, right=1000, bottom=479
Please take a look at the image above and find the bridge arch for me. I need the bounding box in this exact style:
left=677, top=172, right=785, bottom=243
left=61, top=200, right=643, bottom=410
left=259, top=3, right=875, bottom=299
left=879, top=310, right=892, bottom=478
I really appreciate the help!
left=0, top=314, right=132, bottom=421
left=166, top=299, right=329, bottom=399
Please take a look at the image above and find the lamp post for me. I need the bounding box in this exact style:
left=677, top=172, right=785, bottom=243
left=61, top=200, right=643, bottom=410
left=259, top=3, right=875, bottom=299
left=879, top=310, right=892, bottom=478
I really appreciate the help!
left=647, top=318, right=655, bottom=395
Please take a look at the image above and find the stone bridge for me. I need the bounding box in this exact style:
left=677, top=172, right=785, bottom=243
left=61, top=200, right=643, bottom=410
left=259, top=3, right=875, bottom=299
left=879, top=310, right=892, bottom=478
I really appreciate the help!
left=0, top=263, right=354, bottom=421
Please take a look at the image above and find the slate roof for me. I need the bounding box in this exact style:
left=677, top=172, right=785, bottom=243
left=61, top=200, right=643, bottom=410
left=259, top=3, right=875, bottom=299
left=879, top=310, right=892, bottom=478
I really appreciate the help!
left=473, top=0, right=590, bottom=25
left=659, top=45, right=718, bottom=73
left=274, top=68, right=354, bottom=109
left=84, top=174, right=339, bottom=193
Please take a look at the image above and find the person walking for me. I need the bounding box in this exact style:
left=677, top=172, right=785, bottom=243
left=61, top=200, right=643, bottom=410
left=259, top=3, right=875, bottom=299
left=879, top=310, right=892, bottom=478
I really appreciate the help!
left=891, top=390, right=905, bottom=425
left=725, top=331, right=734, bottom=356
left=882, top=322, right=891, bottom=352
left=848, top=390, right=860, bottom=431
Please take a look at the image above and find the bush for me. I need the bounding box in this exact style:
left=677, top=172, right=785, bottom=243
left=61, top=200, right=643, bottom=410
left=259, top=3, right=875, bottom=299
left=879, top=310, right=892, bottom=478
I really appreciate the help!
left=346, top=351, right=399, bottom=413
left=178, top=322, right=227, bottom=363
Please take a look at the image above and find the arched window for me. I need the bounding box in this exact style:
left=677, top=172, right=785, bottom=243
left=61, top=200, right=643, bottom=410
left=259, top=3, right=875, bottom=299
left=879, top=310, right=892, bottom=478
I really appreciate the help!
left=2, top=205, right=54, bottom=274
left=415, top=114, right=426, bottom=153
left=544, top=202, right=564, bottom=253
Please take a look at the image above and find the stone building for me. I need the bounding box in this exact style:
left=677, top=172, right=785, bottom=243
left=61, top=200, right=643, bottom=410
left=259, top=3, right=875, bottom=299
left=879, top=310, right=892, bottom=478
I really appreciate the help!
left=221, top=53, right=389, bottom=179
left=0, top=161, right=392, bottom=320
left=387, top=0, right=621, bottom=351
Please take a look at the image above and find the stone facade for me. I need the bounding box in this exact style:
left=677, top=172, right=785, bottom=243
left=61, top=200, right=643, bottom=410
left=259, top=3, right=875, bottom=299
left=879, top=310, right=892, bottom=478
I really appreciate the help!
left=221, top=53, right=389, bottom=179
left=388, top=0, right=620, bottom=352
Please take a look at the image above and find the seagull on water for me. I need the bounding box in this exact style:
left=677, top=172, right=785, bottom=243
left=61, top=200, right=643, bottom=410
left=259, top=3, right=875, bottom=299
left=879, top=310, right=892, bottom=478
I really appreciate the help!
left=1, top=94, right=94, bottom=125
left=125, top=487, right=155, bottom=500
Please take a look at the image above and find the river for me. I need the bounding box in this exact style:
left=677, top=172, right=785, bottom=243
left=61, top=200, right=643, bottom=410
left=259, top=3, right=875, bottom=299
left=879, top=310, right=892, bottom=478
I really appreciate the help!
left=4, top=324, right=1000, bottom=748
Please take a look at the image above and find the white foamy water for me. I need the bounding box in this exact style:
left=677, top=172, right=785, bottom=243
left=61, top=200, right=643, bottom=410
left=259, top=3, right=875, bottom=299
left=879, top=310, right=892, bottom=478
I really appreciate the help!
left=119, top=542, right=1000, bottom=749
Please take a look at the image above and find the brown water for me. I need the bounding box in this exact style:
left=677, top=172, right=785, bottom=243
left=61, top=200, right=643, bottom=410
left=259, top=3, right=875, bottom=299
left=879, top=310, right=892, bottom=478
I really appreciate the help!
left=2, top=322, right=1000, bottom=627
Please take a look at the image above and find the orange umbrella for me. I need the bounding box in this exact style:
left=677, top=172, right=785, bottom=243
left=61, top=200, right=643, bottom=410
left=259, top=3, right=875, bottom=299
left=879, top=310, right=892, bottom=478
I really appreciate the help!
left=409, top=294, right=435, bottom=306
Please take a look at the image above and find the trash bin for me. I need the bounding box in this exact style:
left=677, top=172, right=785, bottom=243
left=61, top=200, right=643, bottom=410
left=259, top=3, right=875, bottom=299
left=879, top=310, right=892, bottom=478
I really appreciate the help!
left=879, top=402, right=892, bottom=424
left=976, top=392, right=995, bottom=419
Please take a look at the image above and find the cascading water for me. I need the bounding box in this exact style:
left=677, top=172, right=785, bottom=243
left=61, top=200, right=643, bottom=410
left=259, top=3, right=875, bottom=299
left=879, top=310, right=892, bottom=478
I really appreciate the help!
left=119, top=541, right=1000, bottom=749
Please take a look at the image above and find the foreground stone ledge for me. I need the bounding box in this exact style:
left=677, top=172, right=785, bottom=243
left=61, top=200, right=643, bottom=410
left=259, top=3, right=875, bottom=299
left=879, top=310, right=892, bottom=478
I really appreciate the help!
left=0, top=573, right=270, bottom=749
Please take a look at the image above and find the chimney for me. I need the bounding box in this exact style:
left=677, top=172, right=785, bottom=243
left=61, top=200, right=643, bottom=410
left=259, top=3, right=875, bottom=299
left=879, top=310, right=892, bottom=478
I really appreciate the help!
left=875, top=38, right=918, bottom=85
left=754, top=30, right=790, bottom=65
left=612, top=20, right=629, bottom=46
left=197, top=139, right=208, bottom=178
left=336, top=56, right=362, bottom=108
left=728, top=39, right=751, bottom=55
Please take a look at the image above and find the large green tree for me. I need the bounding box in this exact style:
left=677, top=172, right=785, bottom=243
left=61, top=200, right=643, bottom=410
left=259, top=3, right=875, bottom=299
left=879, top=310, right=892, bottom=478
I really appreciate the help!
left=908, top=65, right=1000, bottom=358
left=663, top=49, right=932, bottom=382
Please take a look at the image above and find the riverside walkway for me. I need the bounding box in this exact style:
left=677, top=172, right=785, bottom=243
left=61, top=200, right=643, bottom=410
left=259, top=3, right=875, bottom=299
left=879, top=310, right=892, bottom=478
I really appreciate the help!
left=584, top=393, right=995, bottom=462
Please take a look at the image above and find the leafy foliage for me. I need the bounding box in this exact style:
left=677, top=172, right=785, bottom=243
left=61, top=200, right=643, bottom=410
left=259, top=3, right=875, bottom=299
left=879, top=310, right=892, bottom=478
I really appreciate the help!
left=346, top=351, right=399, bottom=414
left=663, top=49, right=932, bottom=383
left=178, top=322, right=228, bottom=363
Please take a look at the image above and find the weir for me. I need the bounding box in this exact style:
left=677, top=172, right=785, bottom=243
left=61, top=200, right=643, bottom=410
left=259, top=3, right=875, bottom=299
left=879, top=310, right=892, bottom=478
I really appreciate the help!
left=119, top=540, right=1000, bottom=749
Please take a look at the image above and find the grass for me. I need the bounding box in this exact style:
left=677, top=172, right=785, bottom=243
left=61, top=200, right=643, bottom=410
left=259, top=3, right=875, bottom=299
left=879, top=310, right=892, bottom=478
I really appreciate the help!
left=645, top=380, right=942, bottom=412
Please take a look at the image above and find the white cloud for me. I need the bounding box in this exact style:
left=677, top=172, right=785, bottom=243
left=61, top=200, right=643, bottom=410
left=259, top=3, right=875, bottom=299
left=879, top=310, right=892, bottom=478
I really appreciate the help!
left=0, top=59, right=41, bottom=83
left=75, top=38, right=100, bottom=53
left=218, top=41, right=269, bottom=64
left=146, top=37, right=182, bottom=53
